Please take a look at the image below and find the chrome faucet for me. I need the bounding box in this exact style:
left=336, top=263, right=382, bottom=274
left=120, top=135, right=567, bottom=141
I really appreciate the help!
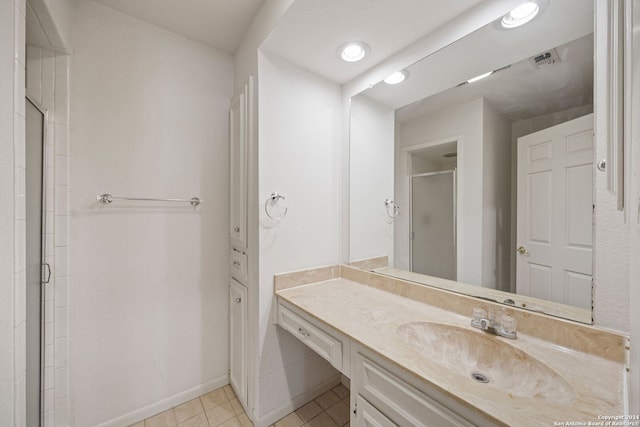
left=471, top=308, right=517, bottom=339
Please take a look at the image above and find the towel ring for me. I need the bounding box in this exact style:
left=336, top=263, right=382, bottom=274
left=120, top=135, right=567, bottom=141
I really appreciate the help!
left=265, top=193, right=288, bottom=221
left=384, top=199, right=399, bottom=218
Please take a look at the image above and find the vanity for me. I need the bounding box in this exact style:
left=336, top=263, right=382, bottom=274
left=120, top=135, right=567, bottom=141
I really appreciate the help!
left=274, top=265, right=626, bottom=426
left=222, top=0, right=639, bottom=423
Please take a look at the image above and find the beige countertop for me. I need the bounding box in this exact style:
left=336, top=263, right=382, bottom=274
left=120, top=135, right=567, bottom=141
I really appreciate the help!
left=276, top=277, right=625, bottom=426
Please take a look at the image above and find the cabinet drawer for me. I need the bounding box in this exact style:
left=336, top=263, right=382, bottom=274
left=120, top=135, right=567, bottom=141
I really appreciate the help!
left=355, top=352, right=475, bottom=427
left=278, top=303, right=342, bottom=371
left=230, top=249, right=248, bottom=284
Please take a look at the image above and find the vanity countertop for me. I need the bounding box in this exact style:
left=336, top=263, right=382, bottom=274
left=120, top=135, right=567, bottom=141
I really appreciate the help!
left=276, top=277, right=625, bottom=426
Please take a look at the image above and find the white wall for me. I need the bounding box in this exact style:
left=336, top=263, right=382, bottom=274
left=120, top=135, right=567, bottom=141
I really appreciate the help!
left=70, top=2, right=233, bottom=425
left=257, top=51, right=342, bottom=423
left=396, top=99, right=483, bottom=284
left=28, top=0, right=72, bottom=53
left=349, top=94, right=395, bottom=264
left=629, top=0, right=640, bottom=410
left=234, top=0, right=295, bottom=95
left=481, top=100, right=511, bottom=291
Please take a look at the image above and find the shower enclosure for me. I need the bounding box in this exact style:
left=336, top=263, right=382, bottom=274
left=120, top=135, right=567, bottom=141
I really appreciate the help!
left=410, top=170, right=456, bottom=280
left=26, top=97, right=47, bottom=426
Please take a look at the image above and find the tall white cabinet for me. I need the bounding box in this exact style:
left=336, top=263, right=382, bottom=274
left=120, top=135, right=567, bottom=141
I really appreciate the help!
left=230, top=79, right=250, bottom=250
left=229, top=76, right=253, bottom=409
left=229, top=279, right=247, bottom=403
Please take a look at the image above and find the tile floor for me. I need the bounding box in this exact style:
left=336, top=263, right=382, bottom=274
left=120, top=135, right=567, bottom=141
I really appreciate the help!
left=130, top=383, right=350, bottom=427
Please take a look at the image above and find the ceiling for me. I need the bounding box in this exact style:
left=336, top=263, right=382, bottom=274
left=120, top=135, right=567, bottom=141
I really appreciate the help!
left=356, top=0, right=594, bottom=123
left=93, top=0, right=265, bottom=54
left=397, top=34, right=594, bottom=123
left=413, top=141, right=458, bottom=164
left=364, top=0, right=593, bottom=111
left=261, top=0, right=484, bottom=84
left=89, top=0, right=487, bottom=83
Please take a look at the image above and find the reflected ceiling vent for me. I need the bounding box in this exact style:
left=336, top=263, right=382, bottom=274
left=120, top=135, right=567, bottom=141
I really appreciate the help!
left=530, top=48, right=561, bottom=68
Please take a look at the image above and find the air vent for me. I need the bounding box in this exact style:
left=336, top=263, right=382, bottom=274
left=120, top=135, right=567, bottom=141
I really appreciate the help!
left=530, top=48, right=561, bottom=68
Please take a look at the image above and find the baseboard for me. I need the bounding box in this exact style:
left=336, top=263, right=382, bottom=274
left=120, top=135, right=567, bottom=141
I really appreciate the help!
left=97, top=375, right=229, bottom=427
left=256, top=374, right=342, bottom=427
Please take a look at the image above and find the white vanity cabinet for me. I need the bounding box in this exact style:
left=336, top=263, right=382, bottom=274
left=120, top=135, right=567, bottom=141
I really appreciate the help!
left=351, top=345, right=497, bottom=427
left=354, top=394, right=396, bottom=427
left=276, top=299, right=351, bottom=377
left=276, top=296, right=499, bottom=427
left=229, top=279, right=248, bottom=406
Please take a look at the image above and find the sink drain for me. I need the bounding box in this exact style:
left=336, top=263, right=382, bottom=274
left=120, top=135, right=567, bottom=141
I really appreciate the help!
left=471, top=372, right=490, bottom=383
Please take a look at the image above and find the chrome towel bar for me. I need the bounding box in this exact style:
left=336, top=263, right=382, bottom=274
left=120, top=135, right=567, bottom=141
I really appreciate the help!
left=97, top=193, right=201, bottom=207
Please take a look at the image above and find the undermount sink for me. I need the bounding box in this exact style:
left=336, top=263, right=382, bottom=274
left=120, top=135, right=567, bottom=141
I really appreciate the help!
left=397, top=322, right=576, bottom=404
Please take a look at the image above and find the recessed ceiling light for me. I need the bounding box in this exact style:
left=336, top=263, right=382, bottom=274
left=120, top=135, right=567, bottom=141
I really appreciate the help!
left=467, top=71, right=493, bottom=84
left=501, top=1, right=540, bottom=28
left=339, top=41, right=370, bottom=62
left=384, top=70, right=409, bottom=85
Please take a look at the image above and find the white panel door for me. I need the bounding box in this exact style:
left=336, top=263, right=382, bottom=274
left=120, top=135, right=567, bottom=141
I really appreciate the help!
left=229, top=279, right=247, bottom=406
left=516, top=114, right=593, bottom=308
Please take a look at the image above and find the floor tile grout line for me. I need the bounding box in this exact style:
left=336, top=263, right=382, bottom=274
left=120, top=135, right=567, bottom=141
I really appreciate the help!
left=137, top=383, right=350, bottom=427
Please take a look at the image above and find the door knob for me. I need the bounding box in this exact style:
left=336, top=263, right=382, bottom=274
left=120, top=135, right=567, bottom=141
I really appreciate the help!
left=235, top=297, right=242, bottom=304
left=516, top=246, right=528, bottom=255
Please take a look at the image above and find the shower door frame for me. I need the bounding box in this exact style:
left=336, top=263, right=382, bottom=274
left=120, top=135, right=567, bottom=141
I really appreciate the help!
left=408, top=169, right=457, bottom=278
left=26, top=95, right=49, bottom=427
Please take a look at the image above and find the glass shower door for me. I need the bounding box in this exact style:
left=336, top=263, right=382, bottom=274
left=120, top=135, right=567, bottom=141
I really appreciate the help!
left=410, top=170, right=456, bottom=280
left=26, top=97, right=45, bottom=427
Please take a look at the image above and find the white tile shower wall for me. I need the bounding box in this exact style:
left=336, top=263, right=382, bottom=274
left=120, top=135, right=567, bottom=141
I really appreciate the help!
left=70, top=1, right=233, bottom=425
left=257, top=51, right=342, bottom=421
left=0, top=0, right=26, bottom=425
left=14, top=1, right=27, bottom=426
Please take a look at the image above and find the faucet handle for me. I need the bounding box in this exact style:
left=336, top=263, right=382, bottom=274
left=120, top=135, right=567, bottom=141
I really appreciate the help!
left=471, top=307, right=487, bottom=326
left=472, top=307, right=486, bottom=320
left=498, top=314, right=517, bottom=338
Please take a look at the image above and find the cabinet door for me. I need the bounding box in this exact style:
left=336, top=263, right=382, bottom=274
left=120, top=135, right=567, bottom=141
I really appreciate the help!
left=229, top=80, right=250, bottom=249
left=355, top=395, right=397, bottom=427
left=229, top=279, right=247, bottom=406
left=353, top=347, right=481, bottom=427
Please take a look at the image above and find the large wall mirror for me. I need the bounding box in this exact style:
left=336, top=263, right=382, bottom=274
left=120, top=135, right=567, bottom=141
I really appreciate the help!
left=349, top=0, right=594, bottom=323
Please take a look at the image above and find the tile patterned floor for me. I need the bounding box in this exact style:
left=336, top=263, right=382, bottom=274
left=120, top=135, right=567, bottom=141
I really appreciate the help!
left=272, top=384, right=350, bottom=427
left=130, top=383, right=350, bottom=427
